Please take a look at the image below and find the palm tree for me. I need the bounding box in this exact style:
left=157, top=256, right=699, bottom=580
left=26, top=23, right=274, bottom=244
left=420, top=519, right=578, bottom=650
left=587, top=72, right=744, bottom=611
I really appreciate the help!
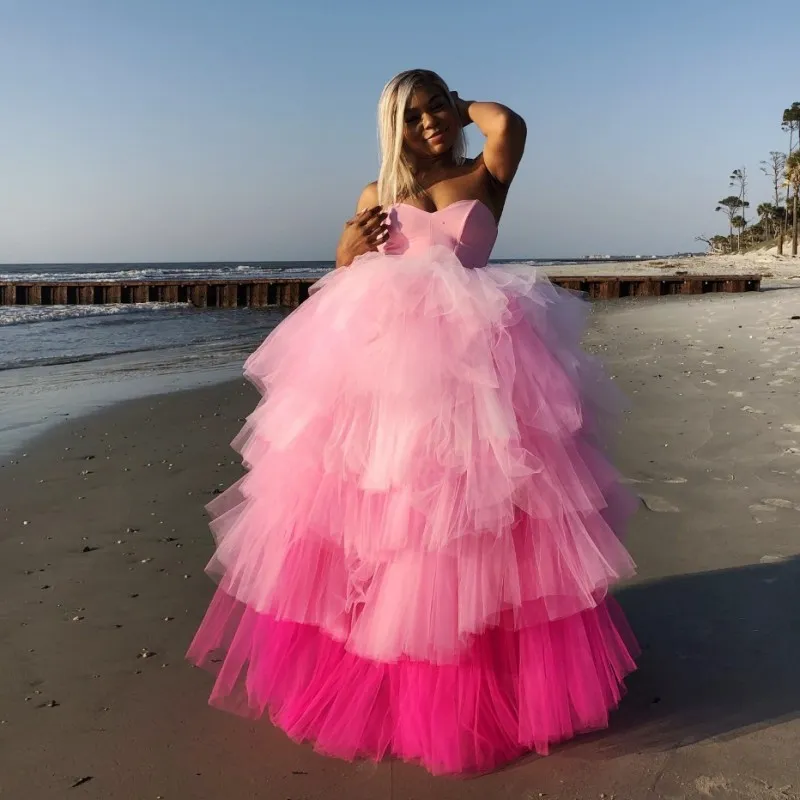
left=785, top=150, right=800, bottom=256
left=731, top=215, right=747, bottom=247
left=757, top=202, right=775, bottom=241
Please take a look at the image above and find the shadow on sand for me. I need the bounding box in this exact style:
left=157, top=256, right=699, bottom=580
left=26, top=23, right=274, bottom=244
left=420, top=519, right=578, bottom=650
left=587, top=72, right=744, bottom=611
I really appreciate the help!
left=571, top=555, right=800, bottom=756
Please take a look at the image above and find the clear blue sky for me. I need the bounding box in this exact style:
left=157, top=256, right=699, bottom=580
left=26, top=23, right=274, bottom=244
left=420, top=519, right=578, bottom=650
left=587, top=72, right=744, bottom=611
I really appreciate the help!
left=1, top=0, right=798, bottom=263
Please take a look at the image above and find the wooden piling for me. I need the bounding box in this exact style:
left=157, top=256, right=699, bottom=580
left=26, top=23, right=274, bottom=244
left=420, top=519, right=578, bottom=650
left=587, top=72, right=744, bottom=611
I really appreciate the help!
left=0, top=274, right=762, bottom=310
left=105, top=285, right=122, bottom=304
left=191, top=285, right=208, bottom=308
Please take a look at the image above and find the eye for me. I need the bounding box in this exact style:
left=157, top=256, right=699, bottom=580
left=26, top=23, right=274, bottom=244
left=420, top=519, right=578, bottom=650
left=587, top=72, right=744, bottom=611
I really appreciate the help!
left=405, top=112, right=421, bottom=124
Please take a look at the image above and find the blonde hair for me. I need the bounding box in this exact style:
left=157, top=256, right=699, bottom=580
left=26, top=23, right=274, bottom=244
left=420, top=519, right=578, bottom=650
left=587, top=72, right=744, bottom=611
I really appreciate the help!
left=376, top=69, right=467, bottom=206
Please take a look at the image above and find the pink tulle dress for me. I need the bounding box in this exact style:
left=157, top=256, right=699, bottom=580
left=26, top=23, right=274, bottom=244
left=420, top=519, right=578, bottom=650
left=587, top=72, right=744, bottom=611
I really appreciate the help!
left=186, top=199, right=640, bottom=775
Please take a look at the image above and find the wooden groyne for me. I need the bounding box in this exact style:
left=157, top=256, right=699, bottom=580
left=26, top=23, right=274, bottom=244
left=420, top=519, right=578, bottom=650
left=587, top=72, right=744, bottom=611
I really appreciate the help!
left=0, top=274, right=761, bottom=309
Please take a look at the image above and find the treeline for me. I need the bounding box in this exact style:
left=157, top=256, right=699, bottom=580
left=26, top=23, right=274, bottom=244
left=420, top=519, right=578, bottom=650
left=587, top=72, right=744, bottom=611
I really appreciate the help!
left=699, top=102, right=800, bottom=256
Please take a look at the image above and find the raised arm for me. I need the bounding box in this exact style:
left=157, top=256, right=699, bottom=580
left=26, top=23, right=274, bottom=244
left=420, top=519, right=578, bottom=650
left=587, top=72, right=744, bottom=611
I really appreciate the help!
left=452, top=95, right=527, bottom=187
left=335, top=182, right=388, bottom=268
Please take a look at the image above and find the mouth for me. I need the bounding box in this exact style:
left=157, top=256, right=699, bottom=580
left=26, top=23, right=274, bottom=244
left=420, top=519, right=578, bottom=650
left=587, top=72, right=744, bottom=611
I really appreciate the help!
left=426, top=130, right=447, bottom=145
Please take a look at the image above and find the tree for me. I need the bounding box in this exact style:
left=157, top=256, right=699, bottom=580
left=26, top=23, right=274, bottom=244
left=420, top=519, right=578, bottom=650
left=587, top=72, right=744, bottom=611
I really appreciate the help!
left=781, top=104, right=800, bottom=254
left=730, top=215, right=747, bottom=243
left=716, top=194, right=748, bottom=252
left=729, top=167, right=749, bottom=252
left=761, top=151, right=787, bottom=252
left=695, top=234, right=732, bottom=254
left=782, top=103, right=800, bottom=153
left=716, top=195, right=742, bottom=246
left=785, top=150, right=800, bottom=256
left=757, top=202, right=775, bottom=240
left=710, top=234, right=731, bottom=253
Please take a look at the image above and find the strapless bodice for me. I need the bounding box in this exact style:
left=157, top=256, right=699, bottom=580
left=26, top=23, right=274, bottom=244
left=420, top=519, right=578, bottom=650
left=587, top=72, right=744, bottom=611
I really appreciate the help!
left=379, top=199, right=498, bottom=269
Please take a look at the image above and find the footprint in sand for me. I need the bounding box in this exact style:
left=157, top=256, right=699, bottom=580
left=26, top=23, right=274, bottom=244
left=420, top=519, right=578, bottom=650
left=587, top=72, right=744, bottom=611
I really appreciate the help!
left=701, top=380, right=717, bottom=386
left=639, top=494, right=680, bottom=513
left=781, top=424, right=800, bottom=433
left=741, top=406, right=765, bottom=414
left=728, top=391, right=744, bottom=398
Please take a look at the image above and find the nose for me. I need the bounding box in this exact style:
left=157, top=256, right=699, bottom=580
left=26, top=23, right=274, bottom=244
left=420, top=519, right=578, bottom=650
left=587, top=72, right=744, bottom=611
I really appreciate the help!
left=421, top=112, right=438, bottom=129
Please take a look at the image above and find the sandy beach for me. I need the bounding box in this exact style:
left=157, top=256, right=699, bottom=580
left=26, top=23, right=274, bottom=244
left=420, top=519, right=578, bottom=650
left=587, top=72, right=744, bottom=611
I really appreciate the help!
left=3, top=288, right=800, bottom=799
left=542, top=252, right=800, bottom=289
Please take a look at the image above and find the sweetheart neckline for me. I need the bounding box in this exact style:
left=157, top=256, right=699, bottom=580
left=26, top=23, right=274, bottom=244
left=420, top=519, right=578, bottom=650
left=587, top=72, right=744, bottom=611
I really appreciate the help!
left=391, top=198, right=498, bottom=227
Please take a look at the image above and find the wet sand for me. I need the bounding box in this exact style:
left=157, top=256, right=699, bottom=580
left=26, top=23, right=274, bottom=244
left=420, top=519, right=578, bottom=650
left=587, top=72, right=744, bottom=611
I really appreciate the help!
left=2, top=290, right=800, bottom=799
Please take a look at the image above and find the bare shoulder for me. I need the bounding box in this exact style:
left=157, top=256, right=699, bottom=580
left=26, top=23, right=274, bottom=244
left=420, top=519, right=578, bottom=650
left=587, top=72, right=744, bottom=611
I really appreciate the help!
left=356, top=181, right=379, bottom=212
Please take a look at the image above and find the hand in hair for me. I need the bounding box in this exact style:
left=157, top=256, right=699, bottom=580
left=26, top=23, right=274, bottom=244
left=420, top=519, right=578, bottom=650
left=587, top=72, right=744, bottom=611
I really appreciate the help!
left=450, top=92, right=472, bottom=128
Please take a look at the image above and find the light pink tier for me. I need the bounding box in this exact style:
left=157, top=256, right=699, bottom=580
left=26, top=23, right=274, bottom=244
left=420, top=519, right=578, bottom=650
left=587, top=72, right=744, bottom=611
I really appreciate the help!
left=187, top=200, right=640, bottom=775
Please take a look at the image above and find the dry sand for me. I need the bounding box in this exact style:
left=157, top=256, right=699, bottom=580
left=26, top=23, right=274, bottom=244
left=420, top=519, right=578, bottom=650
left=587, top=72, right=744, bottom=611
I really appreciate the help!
left=2, top=289, right=800, bottom=799
left=542, top=252, right=800, bottom=290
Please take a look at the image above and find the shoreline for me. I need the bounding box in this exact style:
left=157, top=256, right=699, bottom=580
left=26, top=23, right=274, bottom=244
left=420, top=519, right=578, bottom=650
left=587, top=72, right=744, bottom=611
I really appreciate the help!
left=2, top=289, right=800, bottom=797
left=0, top=352, right=248, bottom=462
left=2, top=264, right=797, bottom=460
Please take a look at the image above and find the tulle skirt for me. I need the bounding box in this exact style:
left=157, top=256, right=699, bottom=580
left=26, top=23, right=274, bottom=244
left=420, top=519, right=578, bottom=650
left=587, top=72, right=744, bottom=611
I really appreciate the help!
left=187, top=245, right=640, bottom=775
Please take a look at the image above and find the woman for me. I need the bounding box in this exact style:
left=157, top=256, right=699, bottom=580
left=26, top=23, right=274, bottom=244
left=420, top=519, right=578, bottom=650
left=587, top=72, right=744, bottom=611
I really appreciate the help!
left=187, top=69, right=639, bottom=776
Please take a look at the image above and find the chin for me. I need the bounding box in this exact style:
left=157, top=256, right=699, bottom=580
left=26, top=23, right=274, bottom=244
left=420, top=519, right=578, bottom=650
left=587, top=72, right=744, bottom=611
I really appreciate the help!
left=428, top=141, right=452, bottom=156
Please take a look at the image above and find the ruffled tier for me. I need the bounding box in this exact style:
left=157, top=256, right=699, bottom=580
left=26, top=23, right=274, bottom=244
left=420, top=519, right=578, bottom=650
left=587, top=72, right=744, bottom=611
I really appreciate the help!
left=201, top=246, right=637, bottom=662
left=187, top=589, right=639, bottom=776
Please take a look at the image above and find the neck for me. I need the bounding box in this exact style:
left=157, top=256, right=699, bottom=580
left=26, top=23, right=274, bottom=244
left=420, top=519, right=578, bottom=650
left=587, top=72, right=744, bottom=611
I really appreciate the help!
left=409, top=150, right=456, bottom=179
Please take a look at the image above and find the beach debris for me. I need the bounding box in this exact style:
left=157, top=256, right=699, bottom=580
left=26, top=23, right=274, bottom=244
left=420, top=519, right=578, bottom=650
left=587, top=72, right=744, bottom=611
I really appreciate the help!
left=750, top=503, right=779, bottom=514
left=137, top=648, right=157, bottom=659
left=760, top=554, right=787, bottom=564
left=81, top=546, right=99, bottom=553
left=39, top=700, right=60, bottom=708
left=82, top=454, right=95, bottom=460
left=70, top=776, right=93, bottom=789
left=639, top=494, right=680, bottom=513
left=762, top=498, right=799, bottom=510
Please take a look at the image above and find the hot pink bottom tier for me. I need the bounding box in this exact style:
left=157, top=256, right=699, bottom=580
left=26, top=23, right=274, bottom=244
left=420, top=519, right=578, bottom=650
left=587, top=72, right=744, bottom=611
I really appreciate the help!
left=187, top=589, right=639, bottom=775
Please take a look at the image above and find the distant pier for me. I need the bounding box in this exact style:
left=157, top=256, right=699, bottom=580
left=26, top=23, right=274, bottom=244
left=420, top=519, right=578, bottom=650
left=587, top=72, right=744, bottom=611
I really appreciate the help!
left=0, top=274, right=761, bottom=309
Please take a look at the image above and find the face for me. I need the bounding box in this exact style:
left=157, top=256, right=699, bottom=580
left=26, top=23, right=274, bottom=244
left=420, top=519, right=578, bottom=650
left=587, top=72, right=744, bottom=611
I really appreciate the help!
left=402, top=84, right=459, bottom=161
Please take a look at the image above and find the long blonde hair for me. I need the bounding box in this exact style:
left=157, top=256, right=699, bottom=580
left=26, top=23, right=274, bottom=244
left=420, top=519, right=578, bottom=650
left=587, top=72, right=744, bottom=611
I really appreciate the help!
left=376, top=69, right=466, bottom=206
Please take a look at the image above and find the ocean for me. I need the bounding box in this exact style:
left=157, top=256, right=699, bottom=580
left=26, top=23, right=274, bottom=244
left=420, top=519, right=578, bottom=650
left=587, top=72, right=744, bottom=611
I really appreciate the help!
left=1, top=258, right=599, bottom=370
left=0, top=258, right=568, bottom=455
